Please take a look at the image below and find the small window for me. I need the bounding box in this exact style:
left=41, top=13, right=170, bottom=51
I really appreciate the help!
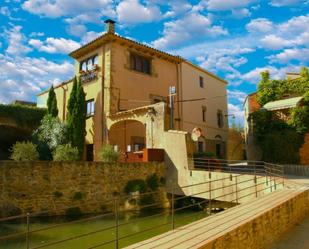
left=130, top=53, right=151, bottom=74
left=199, top=76, right=204, bottom=88
left=202, top=106, right=207, bottom=122
left=86, top=144, right=94, bottom=161
left=86, top=99, right=95, bottom=117
left=216, top=143, right=221, bottom=158
left=217, top=110, right=224, bottom=128
left=198, top=141, right=204, bottom=153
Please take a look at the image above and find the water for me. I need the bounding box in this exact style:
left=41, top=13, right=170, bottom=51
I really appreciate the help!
left=0, top=210, right=208, bottom=249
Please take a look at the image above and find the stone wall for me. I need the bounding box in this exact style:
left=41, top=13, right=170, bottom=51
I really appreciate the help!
left=0, top=161, right=165, bottom=217
left=202, top=190, right=309, bottom=249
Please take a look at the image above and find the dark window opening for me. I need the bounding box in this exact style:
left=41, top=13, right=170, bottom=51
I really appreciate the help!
left=216, top=143, right=221, bottom=158
left=202, top=106, right=206, bottom=122
left=199, top=76, right=204, bottom=88
left=217, top=110, right=224, bottom=128
left=198, top=141, right=204, bottom=153
left=130, top=53, right=151, bottom=74
left=86, top=144, right=94, bottom=161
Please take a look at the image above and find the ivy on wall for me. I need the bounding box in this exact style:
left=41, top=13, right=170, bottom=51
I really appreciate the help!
left=252, top=67, right=309, bottom=164
left=0, top=104, right=46, bottom=128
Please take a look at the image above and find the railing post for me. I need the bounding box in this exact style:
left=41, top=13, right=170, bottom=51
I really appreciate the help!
left=209, top=180, right=212, bottom=215
left=269, top=165, right=273, bottom=192
left=274, top=165, right=277, bottom=190
left=114, top=198, right=119, bottom=249
left=254, top=163, right=257, bottom=198
left=171, top=182, right=175, bottom=230
left=235, top=175, right=239, bottom=205
left=26, top=213, right=30, bottom=249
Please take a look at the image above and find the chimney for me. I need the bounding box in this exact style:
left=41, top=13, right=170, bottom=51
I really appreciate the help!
left=104, top=19, right=116, bottom=34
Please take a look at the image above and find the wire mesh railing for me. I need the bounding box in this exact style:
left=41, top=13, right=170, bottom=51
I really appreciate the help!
left=0, top=161, right=287, bottom=249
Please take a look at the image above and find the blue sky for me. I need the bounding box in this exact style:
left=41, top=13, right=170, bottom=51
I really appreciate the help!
left=0, top=0, right=309, bottom=125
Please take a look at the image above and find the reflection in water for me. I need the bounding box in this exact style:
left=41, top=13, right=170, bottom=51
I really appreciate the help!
left=0, top=209, right=209, bottom=249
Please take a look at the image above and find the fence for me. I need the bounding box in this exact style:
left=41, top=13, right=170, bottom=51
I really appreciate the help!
left=0, top=161, right=285, bottom=249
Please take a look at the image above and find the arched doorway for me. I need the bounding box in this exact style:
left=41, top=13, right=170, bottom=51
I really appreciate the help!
left=108, top=120, right=146, bottom=154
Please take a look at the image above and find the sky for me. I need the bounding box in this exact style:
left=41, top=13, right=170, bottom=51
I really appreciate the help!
left=0, top=0, right=309, bottom=125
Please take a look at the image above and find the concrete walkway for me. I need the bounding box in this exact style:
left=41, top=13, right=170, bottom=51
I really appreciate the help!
left=125, top=187, right=307, bottom=249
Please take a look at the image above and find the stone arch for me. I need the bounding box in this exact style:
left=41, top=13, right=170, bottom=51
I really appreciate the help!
left=108, top=119, right=146, bottom=153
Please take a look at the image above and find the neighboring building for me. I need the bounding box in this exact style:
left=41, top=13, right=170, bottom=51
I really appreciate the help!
left=244, top=73, right=309, bottom=164
left=37, top=20, right=228, bottom=161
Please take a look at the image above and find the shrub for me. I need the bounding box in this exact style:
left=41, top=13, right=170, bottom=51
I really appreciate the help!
left=53, top=144, right=79, bottom=161
left=72, top=192, right=83, bottom=200
left=124, top=179, right=147, bottom=194
left=53, top=191, right=63, bottom=198
left=33, top=114, right=69, bottom=152
left=98, top=144, right=119, bottom=162
left=146, top=174, right=159, bottom=191
left=10, top=141, right=39, bottom=161
left=65, top=207, right=82, bottom=218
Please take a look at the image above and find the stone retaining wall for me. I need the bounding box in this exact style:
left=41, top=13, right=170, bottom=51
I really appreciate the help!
left=0, top=161, right=165, bottom=217
left=203, top=190, right=309, bottom=249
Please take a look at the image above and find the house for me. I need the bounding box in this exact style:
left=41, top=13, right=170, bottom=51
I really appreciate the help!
left=37, top=20, right=229, bottom=161
left=244, top=73, right=309, bottom=164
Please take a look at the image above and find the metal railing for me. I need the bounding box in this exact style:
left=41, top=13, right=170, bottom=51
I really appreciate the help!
left=0, top=161, right=286, bottom=249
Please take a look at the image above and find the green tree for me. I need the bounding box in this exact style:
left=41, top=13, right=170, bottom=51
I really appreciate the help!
left=66, top=77, right=86, bottom=158
left=300, top=66, right=309, bottom=78
left=53, top=144, right=79, bottom=161
left=47, top=86, right=58, bottom=117
left=33, top=114, right=68, bottom=153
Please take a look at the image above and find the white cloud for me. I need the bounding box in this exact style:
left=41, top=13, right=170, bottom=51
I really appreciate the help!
left=261, top=34, right=295, bottom=50
left=240, top=65, right=301, bottom=84
left=29, top=37, right=80, bottom=54
left=116, top=0, right=161, bottom=24
left=0, top=53, right=74, bottom=104
left=81, top=31, right=103, bottom=45
left=268, top=48, right=309, bottom=64
left=4, top=25, right=32, bottom=56
left=22, top=0, right=114, bottom=18
left=246, top=18, right=274, bottom=33
left=152, top=12, right=227, bottom=49
left=228, top=103, right=244, bottom=125
left=206, top=0, right=254, bottom=11
left=231, top=8, right=251, bottom=19
left=270, top=0, right=308, bottom=7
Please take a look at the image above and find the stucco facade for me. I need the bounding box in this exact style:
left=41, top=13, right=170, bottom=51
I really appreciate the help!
left=37, top=21, right=228, bottom=160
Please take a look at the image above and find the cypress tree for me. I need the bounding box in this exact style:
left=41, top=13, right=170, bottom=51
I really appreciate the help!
left=66, top=77, right=86, bottom=158
left=67, top=77, right=78, bottom=141
left=47, top=86, right=58, bottom=117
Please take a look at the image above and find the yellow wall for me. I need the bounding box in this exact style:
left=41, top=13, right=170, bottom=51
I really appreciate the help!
left=180, top=62, right=228, bottom=155
left=37, top=39, right=228, bottom=160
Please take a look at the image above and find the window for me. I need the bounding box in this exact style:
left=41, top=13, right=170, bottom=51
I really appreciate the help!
left=216, top=143, right=221, bottom=158
left=198, top=141, right=204, bottom=153
left=86, top=99, right=95, bottom=117
left=86, top=144, right=94, bottom=161
left=217, top=110, right=224, bottom=128
left=202, top=106, right=207, bottom=122
left=199, top=76, right=204, bottom=88
left=130, top=53, right=151, bottom=74
left=80, top=54, right=98, bottom=71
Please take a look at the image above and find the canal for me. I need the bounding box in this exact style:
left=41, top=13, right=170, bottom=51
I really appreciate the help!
left=0, top=209, right=209, bottom=249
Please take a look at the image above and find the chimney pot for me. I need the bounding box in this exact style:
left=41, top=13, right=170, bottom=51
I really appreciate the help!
left=104, top=19, right=116, bottom=34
